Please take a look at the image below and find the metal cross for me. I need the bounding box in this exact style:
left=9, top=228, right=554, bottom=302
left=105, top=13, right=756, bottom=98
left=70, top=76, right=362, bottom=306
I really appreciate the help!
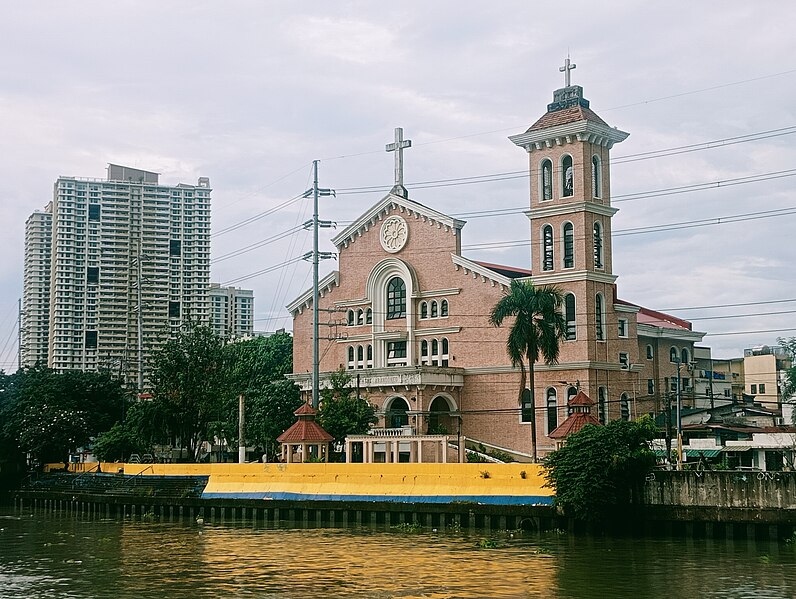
left=385, top=127, right=412, bottom=197
left=559, top=57, right=576, bottom=87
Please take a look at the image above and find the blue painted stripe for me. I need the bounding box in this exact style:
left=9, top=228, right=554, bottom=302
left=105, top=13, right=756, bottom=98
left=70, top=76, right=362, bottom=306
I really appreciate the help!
left=201, top=492, right=553, bottom=506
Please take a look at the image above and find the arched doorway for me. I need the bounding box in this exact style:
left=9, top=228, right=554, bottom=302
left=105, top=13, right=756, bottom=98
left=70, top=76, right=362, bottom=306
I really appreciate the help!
left=428, top=395, right=454, bottom=434
left=386, top=397, right=410, bottom=429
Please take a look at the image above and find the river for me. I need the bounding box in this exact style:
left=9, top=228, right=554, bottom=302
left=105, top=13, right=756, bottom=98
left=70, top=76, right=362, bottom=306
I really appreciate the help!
left=0, top=508, right=794, bottom=598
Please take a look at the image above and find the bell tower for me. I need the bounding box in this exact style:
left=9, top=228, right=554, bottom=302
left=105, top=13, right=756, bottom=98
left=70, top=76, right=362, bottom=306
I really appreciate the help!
left=509, top=63, right=629, bottom=359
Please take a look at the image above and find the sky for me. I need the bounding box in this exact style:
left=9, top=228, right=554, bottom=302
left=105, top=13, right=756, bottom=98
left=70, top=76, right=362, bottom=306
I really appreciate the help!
left=1, top=1, right=795, bottom=368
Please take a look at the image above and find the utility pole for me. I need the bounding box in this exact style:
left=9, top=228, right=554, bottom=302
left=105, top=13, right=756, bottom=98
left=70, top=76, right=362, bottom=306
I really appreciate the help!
left=676, top=359, right=683, bottom=471
left=136, top=242, right=144, bottom=392
left=303, top=161, right=335, bottom=408
left=17, top=298, right=22, bottom=371
left=238, top=394, right=245, bottom=463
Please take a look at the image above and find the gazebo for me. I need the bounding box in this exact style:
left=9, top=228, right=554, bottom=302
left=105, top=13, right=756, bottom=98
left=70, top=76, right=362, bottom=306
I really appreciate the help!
left=549, top=390, right=603, bottom=449
left=276, top=403, right=334, bottom=463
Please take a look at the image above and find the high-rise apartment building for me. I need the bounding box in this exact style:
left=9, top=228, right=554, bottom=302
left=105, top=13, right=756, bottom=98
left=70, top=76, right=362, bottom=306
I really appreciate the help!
left=21, top=204, right=53, bottom=367
left=22, top=164, right=211, bottom=388
left=209, top=283, right=254, bottom=339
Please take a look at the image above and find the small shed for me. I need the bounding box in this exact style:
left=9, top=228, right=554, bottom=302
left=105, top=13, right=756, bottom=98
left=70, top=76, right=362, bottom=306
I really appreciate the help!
left=276, top=403, right=334, bottom=463
left=549, top=390, right=602, bottom=448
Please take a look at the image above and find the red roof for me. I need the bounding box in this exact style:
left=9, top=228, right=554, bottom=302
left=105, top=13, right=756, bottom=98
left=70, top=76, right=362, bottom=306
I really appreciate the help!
left=568, top=390, right=594, bottom=407
left=527, top=105, right=609, bottom=132
left=549, top=412, right=602, bottom=439
left=614, top=297, right=693, bottom=331
left=277, top=402, right=334, bottom=443
left=474, top=261, right=533, bottom=279
left=294, top=402, right=318, bottom=416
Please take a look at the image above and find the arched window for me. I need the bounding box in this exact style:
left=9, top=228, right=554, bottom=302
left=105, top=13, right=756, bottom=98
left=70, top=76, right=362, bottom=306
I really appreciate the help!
left=440, top=299, right=448, bottom=317
left=541, top=159, right=553, bottom=201
left=542, top=225, right=554, bottom=271
left=366, top=345, right=373, bottom=368
left=681, top=348, right=690, bottom=365
left=592, top=155, right=601, bottom=198
left=420, top=339, right=429, bottom=364
left=646, top=344, right=654, bottom=360
left=546, top=388, right=558, bottom=434
left=431, top=339, right=439, bottom=366
left=357, top=345, right=364, bottom=368
left=521, top=388, right=533, bottom=423
left=567, top=386, right=578, bottom=414
left=347, top=346, right=355, bottom=369
left=387, top=397, right=409, bottom=428
left=564, top=294, right=576, bottom=341
left=430, top=300, right=438, bottom=318
left=366, top=308, right=372, bottom=324
left=562, top=154, right=574, bottom=197
left=598, top=387, right=607, bottom=424
left=441, top=337, right=449, bottom=366
left=593, top=222, right=603, bottom=268
left=670, top=347, right=678, bottom=363
left=386, top=277, right=406, bottom=319
left=595, top=293, right=605, bottom=341
left=563, top=222, right=574, bottom=268
left=420, top=302, right=428, bottom=319
left=620, top=393, right=630, bottom=421
left=357, top=309, right=364, bottom=325
left=347, top=310, right=355, bottom=326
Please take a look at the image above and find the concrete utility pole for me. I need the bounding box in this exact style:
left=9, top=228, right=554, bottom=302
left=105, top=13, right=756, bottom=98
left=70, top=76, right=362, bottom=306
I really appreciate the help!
left=304, top=161, right=335, bottom=408
left=17, top=298, right=22, bottom=370
left=676, top=358, right=683, bottom=471
left=136, top=242, right=144, bottom=392
left=238, top=394, right=245, bottom=463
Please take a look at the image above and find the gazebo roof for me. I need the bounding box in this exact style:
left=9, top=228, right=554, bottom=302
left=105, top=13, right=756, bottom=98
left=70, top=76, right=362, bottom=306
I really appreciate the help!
left=276, top=403, right=334, bottom=444
left=549, top=391, right=602, bottom=440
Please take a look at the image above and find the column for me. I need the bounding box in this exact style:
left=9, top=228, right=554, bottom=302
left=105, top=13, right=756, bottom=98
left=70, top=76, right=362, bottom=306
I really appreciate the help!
left=385, top=440, right=393, bottom=463
left=301, top=443, right=308, bottom=463
left=345, top=440, right=352, bottom=464
left=417, top=440, right=423, bottom=463
left=442, top=436, right=448, bottom=464
left=409, top=440, right=417, bottom=463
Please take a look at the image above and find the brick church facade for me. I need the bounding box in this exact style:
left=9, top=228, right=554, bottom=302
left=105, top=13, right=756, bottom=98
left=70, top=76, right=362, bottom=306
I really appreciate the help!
left=288, top=77, right=704, bottom=461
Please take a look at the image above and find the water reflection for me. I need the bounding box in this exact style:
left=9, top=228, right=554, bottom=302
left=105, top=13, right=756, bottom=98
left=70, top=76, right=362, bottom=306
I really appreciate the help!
left=0, top=510, right=795, bottom=598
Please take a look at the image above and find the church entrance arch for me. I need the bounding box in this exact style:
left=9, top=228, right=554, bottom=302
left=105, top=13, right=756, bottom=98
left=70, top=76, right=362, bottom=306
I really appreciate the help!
left=385, top=396, right=410, bottom=429
left=428, top=394, right=456, bottom=434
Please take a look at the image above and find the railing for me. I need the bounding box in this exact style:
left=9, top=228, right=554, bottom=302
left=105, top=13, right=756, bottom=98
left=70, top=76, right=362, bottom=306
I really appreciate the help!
left=368, top=427, right=415, bottom=437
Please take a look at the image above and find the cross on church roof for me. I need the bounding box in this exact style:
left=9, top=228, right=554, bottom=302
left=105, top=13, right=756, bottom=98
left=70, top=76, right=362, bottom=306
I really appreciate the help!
left=385, top=127, right=412, bottom=198
left=559, top=56, right=576, bottom=87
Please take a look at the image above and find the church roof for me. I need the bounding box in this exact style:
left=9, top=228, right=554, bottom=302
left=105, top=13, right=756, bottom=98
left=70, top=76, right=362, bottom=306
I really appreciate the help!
left=473, top=260, right=533, bottom=279
left=331, top=192, right=465, bottom=250
left=526, top=104, right=609, bottom=132
left=615, top=298, right=693, bottom=331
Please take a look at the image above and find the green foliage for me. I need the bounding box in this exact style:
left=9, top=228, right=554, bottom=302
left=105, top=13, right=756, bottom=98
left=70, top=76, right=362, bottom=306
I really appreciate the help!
left=317, top=367, right=378, bottom=444
left=93, top=421, right=146, bottom=462
left=777, top=337, right=796, bottom=422
left=0, top=366, right=127, bottom=465
left=543, top=416, right=657, bottom=522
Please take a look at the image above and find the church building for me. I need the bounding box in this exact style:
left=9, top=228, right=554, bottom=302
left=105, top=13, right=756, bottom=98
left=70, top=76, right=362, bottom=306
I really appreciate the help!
left=288, top=65, right=705, bottom=461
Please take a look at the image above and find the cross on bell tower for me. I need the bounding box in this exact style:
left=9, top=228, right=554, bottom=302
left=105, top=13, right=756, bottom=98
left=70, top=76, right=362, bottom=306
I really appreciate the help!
left=559, top=56, right=576, bottom=87
left=385, top=127, right=412, bottom=198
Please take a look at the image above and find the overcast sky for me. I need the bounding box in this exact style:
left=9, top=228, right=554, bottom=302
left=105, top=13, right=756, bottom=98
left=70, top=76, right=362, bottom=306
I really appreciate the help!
left=2, top=1, right=795, bottom=368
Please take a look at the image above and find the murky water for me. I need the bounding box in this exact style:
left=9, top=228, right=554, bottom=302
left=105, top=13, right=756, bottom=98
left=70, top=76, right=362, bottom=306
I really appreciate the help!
left=1, top=508, right=795, bottom=598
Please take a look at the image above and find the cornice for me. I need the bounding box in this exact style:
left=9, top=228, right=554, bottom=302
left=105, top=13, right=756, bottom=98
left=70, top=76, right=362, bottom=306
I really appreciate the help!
left=637, top=323, right=706, bottom=342
left=524, top=201, right=618, bottom=219
left=286, top=271, right=340, bottom=315
left=529, top=270, right=618, bottom=285
left=509, top=120, right=629, bottom=151
left=451, top=254, right=512, bottom=289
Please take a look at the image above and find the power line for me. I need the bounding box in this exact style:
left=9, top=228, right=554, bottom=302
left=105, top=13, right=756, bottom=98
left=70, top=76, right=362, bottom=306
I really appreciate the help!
left=660, top=298, right=796, bottom=312
left=212, top=192, right=308, bottom=238
left=222, top=255, right=310, bottom=286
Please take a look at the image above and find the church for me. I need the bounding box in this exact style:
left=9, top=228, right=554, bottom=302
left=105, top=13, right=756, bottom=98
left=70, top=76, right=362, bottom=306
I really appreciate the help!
left=287, top=64, right=705, bottom=461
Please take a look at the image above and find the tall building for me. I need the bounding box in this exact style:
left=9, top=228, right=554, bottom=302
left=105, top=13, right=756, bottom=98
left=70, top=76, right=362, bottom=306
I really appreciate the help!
left=288, top=71, right=707, bottom=461
left=209, top=283, right=254, bottom=339
left=20, top=204, right=53, bottom=367
left=22, top=164, right=211, bottom=388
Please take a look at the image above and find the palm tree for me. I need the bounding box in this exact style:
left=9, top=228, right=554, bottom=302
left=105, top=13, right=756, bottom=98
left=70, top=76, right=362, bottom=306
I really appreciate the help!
left=490, top=280, right=567, bottom=462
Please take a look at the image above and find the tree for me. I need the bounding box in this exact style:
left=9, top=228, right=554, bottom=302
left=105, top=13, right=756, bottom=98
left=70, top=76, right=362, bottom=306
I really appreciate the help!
left=778, top=337, right=796, bottom=423
left=317, top=367, right=377, bottom=453
left=149, top=324, right=227, bottom=460
left=490, top=281, right=566, bottom=462
left=543, top=417, right=657, bottom=522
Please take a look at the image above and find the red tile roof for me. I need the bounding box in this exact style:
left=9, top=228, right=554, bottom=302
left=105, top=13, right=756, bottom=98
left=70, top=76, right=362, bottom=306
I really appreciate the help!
left=527, top=105, right=609, bottom=132
left=568, top=390, right=594, bottom=407
left=277, top=419, right=334, bottom=444
left=549, top=412, right=602, bottom=439
left=614, top=297, right=693, bottom=331
left=474, top=260, right=533, bottom=279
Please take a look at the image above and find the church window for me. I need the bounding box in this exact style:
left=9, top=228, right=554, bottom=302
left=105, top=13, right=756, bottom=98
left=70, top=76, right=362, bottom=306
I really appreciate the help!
left=561, top=154, right=574, bottom=197
left=386, top=277, right=406, bottom=319
left=347, top=346, right=355, bottom=369
left=563, top=222, right=574, bottom=268
left=620, top=393, right=630, bottom=421
left=541, top=159, right=553, bottom=201
left=521, top=389, right=533, bottom=423
left=564, top=294, right=576, bottom=341
left=440, top=299, right=448, bottom=317
left=430, top=300, right=438, bottom=318
left=567, top=386, right=578, bottom=414
left=546, top=388, right=558, bottom=434
left=681, top=348, right=690, bottom=365
left=421, top=339, right=429, bottom=364
left=648, top=379, right=655, bottom=395
left=441, top=338, right=449, bottom=366
left=598, top=387, right=607, bottom=424
left=592, top=155, right=601, bottom=198
left=670, top=347, right=678, bottom=363
left=618, top=318, right=628, bottom=338
left=367, top=344, right=373, bottom=368
left=593, top=222, right=603, bottom=268
left=646, top=344, right=654, bottom=360
left=357, top=345, right=364, bottom=368
left=366, top=308, right=373, bottom=324
left=347, top=310, right=355, bottom=326
left=619, top=352, right=629, bottom=368
left=542, top=225, right=554, bottom=271
left=431, top=339, right=439, bottom=366
left=420, top=302, right=428, bottom=319
left=387, top=340, right=407, bottom=366
left=357, top=309, right=364, bottom=325
left=388, top=397, right=410, bottom=428
left=595, top=293, right=605, bottom=341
